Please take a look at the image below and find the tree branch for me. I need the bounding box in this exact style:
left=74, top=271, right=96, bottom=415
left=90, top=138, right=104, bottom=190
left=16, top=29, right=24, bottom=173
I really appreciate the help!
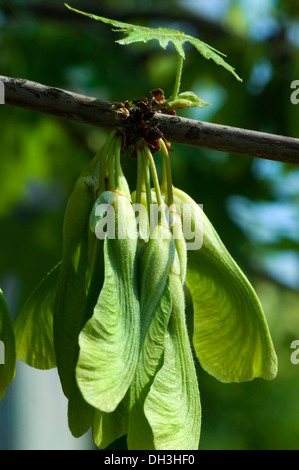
left=1, top=75, right=299, bottom=164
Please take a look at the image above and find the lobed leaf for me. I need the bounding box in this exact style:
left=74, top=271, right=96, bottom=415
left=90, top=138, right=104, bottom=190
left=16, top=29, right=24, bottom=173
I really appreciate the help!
left=65, top=4, right=242, bottom=81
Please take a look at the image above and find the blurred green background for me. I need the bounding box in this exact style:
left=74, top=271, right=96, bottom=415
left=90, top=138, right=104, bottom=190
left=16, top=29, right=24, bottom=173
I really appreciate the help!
left=0, top=0, right=299, bottom=450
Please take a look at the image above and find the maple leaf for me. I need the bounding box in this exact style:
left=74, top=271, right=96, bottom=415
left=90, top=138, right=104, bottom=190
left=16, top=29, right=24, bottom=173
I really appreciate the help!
left=65, top=4, right=242, bottom=82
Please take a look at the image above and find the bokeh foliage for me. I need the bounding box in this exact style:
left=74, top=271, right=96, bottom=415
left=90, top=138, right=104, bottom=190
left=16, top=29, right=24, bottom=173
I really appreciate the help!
left=0, top=0, right=299, bottom=450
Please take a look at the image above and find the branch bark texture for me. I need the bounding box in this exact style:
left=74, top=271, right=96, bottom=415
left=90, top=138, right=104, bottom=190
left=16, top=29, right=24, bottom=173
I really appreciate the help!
left=1, top=75, right=299, bottom=164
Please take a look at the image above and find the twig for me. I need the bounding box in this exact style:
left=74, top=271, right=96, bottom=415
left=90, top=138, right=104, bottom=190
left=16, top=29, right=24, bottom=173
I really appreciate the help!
left=1, top=75, right=299, bottom=164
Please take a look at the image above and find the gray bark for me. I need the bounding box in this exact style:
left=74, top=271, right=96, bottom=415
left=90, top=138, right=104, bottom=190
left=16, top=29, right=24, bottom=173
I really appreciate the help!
left=1, top=75, right=299, bottom=164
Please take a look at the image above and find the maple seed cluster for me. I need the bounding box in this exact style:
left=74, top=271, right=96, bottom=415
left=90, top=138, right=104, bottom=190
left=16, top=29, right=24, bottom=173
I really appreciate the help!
left=10, top=122, right=277, bottom=451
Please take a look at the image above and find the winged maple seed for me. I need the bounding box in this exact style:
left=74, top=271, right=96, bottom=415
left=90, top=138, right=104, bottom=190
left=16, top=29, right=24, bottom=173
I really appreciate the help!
left=13, top=127, right=277, bottom=450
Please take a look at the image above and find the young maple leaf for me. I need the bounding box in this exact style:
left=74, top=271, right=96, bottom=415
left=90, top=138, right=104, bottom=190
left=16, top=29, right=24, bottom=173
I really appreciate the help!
left=65, top=4, right=242, bottom=82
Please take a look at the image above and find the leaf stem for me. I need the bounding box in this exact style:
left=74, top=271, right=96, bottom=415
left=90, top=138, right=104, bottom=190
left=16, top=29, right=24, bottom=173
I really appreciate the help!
left=136, top=148, right=144, bottom=206
left=142, top=144, right=167, bottom=227
left=97, top=129, right=116, bottom=196
left=107, top=137, right=116, bottom=190
left=160, top=139, right=174, bottom=207
left=142, top=145, right=162, bottom=208
left=142, top=151, right=153, bottom=222
left=114, top=135, right=123, bottom=190
left=171, top=53, right=184, bottom=102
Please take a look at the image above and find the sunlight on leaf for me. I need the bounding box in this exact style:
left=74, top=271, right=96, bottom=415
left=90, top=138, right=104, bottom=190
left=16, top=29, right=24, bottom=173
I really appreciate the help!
left=76, top=192, right=140, bottom=413
left=174, top=187, right=278, bottom=383
left=167, top=91, right=211, bottom=109
left=65, top=4, right=242, bottom=82
left=144, top=273, right=201, bottom=450
left=93, top=393, right=129, bottom=449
